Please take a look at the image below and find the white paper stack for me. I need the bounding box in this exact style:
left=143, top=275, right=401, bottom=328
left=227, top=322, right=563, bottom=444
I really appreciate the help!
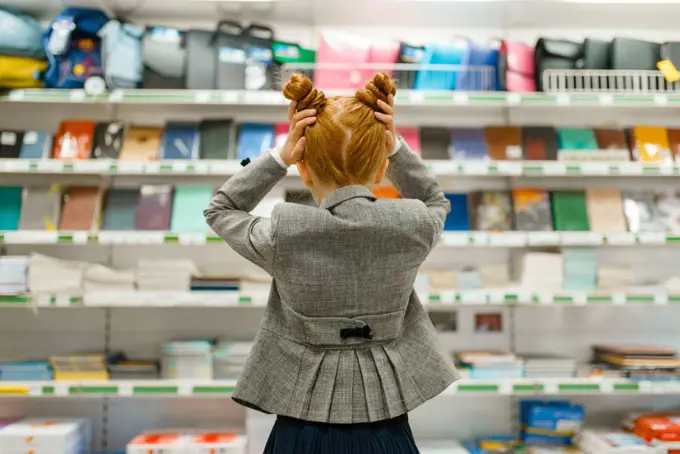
left=520, top=253, right=563, bottom=292
left=28, top=254, right=87, bottom=294
left=418, top=440, right=468, bottom=454
left=598, top=264, right=635, bottom=291
left=214, top=342, right=253, bottom=380
left=137, top=260, right=197, bottom=291
left=162, top=340, right=213, bottom=379
left=0, top=418, right=92, bottom=454
left=480, top=263, right=511, bottom=289
left=520, top=354, right=576, bottom=378
left=0, top=256, right=28, bottom=295
left=84, top=264, right=136, bottom=291
left=577, top=428, right=655, bottom=454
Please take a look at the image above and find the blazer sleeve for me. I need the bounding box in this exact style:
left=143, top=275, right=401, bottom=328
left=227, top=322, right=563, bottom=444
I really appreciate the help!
left=387, top=137, right=451, bottom=239
left=204, top=152, right=288, bottom=273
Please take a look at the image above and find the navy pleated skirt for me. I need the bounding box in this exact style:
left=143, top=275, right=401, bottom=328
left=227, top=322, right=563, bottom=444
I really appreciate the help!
left=263, top=414, right=420, bottom=454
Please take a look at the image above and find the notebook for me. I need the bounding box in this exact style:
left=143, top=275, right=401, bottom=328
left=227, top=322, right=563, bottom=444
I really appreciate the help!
left=91, top=122, right=127, bottom=159
left=485, top=126, right=523, bottom=160
left=552, top=191, right=590, bottom=231
left=443, top=194, right=470, bottom=231
left=0, top=131, right=24, bottom=158
left=59, top=187, right=102, bottom=230
left=102, top=189, right=140, bottom=230
left=314, top=30, right=370, bottom=90
left=469, top=191, right=513, bottom=231
left=594, top=129, right=629, bottom=150
left=19, top=186, right=62, bottom=230
left=136, top=185, right=174, bottom=230
left=53, top=120, right=96, bottom=159
left=421, top=128, right=452, bottom=160
left=19, top=131, right=52, bottom=159
left=586, top=189, right=627, bottom=232
left=0, top=187, right=23, bottom=230
left=236, top=124, right=275, bottom=161
left=170, top=186, right=214, bottom=233
left=522, top=127, right=559, bottom=160
left=119, top=127, right=162, bottom=161
left=623, top=191, right=665, bottom=233
left=557, top=128, right=598, bottom=150
left=199, top=120, right=235, bottom=160
left=512, top=189, right=553, bottom=231
left=160, top=122, right=200, bottom=160
left=449, top=128, right=488, bottom=160
left=632, top=126, right=673, bottom=163
left=667, top=129, right=680, bottom=161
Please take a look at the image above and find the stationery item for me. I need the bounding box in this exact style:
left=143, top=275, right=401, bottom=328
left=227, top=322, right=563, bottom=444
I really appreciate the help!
left=0, top=131, right=23, bottom=158
left=52, top=120, right=96, bottom=159
left=632, top=126, right=673, bottom=163
left=455, top=268, right=483, bottom=290
left=469, top=191, right=513, bottom=231
left=0, top=187, right=22, bottom=230
left=557, top=128, right=598, bottom=150
left=137, top=259, right=196, bottom=291
left=562, top=247, right=597, bottom=291
left=136, top=185, right=174, bottom=230
left=243, top=24, right=275, bottom=91
left=657, top=190, right=680, bottom=233
left=0, top=361, right=52, bottom=381
left=119, top=126, right=162, bottom=161
left=520, top=400, right=584, bottom=445
left=214, top=21, right=247, bottom=90
left=457, top=351, right=523, bottom=379
left=102, top=189, right=139, bottom=230
left=513, top=189, right=553, bottom=231
left=499, top=41, right=536, bottom=92
left=91, top=121, right=126, bottom=159
left=59, top=187, right=102, bottom=230
left=577, top=429, right=654, bottom=454
left=185, top=27, right=219, bottom=90
left=551, top=191, right=590, bottom=231
left=0, top=256, right=29, bottom=295
left=534, top=38, right=584, bottom=91
left=199, top=119, right=235, bottom=159
left=394, top=42, right=424, bottom=89
left=667, top=128, right=680, bottom=160
left=522, top=127, right=559, bottom=160
left=19, top=186, right=62, bottom=230
left=84, top=264, right=135, bottom=291
left=595, top=129, right=629, bottom=150
left=160, top=122, right=200, bottom=160
left=598, top=263, right=635, bottom=290
left=623, top=191, right=665, bottom=233
left=315, top=30, right=370, bottom=90
left=170, top=186, right=214, bottom=233
left=485, top=126, right=523, bottom=160
left=214, top=341, right=253, bottom=379
left=398, top=127, right=421, bottom=155
left=108, top=360, right=159, bottom=379
left=421, top=127, right=451, bottom=160
left=0, top=418, right=92, bottom=454
left=521, top=354, right=576, bottom=379
left=457, top=40, right=499, bottom=91
left=366, top=40, right=400, bottom=80
left=19, top=131, right=52, bottom=158
left=50, top=353, right=110, bottom=380
left=162, top=340, right=213, bottom=379
left=449, top=128, right=488, bottom=160
left=582, top=38, right=612, bottom=70
left=520, top=253, right=563, bottom=291
left=630, top=412, right=680, bottom=444
left=272, top=41, right=316, bottom=87
left=443, top=193, right=470, bottom=231
left=427, top=269, right=457, bottom=291
left=586, top=189, right=627, bottom=232
left=236, top=123, right=275, bottom=161
left=28, top=253, right=88, bottom=294
left=415, top=41, right=469, bottom=90
left=142, top=26, right=186, bottom=89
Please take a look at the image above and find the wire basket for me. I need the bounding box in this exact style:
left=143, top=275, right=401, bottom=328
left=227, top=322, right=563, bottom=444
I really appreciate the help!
left=542, top=69, right=680, bottom=94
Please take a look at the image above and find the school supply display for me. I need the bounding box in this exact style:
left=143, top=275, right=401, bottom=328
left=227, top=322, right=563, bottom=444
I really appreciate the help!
left=576, top=429, right=654, bottom=454
left=136, top=260, right=197, bottom=291
left=0, top=418, right=92, bottom=454
left=0, top=255, right=28, bottom=295
left=0, top=361, right=52, bottom=381
left=50, top=353, right=110, bottom=380
left=127, top=431, right=247, bottom=454
left=520, top=400, right=585, bottom=446
left=162, top=340, right=214, bottom=380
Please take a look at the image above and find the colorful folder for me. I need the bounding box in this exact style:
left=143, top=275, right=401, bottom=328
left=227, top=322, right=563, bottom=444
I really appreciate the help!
left=522, top=127, right=559, bottom=160
left=53, top=120, right=95, bottom=159
left=0, top=187, right=23, bottom=230
left=0, top=131, right=24, bottom=158
left=136, top=185, right=174, bottom=230
left=485, top=127, right=522, bottom=160
left=119, top=127, right=162, bottom=161
left=59, top=187, right=102, bottom=230
left=236, top=123, right=275, bottom=161
left=170, top=186, right=214, bottom=233
left=102, top=189, right=140, bottom=230
left=19, top=131, right=52, bottom=159
left=199, top=120, right=235, bottom=160
left=551, top=191, right=590, bottom=231
left=19, top=186, right=62, bottom=230
left=161, top=122, right=200, bottom=160
left=443, top=193, right=470, bottom=231
left=557, top=128, right=598, bottom=150
left=512, top=189, right=553, bottom=231
left=449, top=128, right=488, bottom=160
left=632, top=126, right=673, bottom=163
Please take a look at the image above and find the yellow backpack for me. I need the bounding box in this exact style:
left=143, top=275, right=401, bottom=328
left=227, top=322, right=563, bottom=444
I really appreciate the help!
left=0, top=55, right=47, bottom=89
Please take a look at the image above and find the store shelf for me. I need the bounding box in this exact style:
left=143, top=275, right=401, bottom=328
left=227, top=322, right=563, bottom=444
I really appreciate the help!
left=0, top=378, right=676, bottom=398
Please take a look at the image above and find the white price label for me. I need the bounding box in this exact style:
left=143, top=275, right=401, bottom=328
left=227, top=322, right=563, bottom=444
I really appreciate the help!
left=487, top=291, right=505, bottom=305
left=244, top=91, right=285, bottom=104
left=221, top=91, right=240, bottom=103
left=605, top=233, right=636, bottom=245
left=209, top=161, right=239, bottom=175
left=488, top=232, right=526, bottom=247
left=507, top=93, right=521, bottom=105
left=541, top=162, right=567, bottom=175
left=0, top=132, right=16, bottom=145
left=144, top=162, right=161, bottom=174
left=561, top=232, right=603, bottom=245
left=3, top=160, right=30, bottom=172
left=535, top=292, right=554, bottom=305
left=179, top=234, right=205, bottom=245
left=654, top=95, right=669, bottom=106
left=499, top=382, right=513, bottom=395
left=115, top=161, right=144, bottom=174
left=579, top=162, right=609, bottom=175
left=74, top=160, right=109, bottom=173
left=556, top=94, right=571, bottom=105
left=617, top=162, right=643, bottom=175
left=37, top=160, right=63, bottom=172
left=543, top=382, right=559, bottom=394
left=55, top=294, right=71, bottom=307
left=572, top=293, right=587, bottom=305
left=34, top=294, right=51, bottom=307
left=54, top=383, right=69, bottom=396
left=194, top=91, right=212, bottom=103
left=527, top=232, right=561, bottom=246
left=599, top=94, right=614, bottom=105
left=172, top=162, right=189, bottom=173
left=459, top=291, right=486, bottom=305
left=4, top=231, right=58, bottom=244
left=72, top=232, right=89, bottom=244
left=108, top=90, right=124, bottom=102
left=178, top=382, right=193, bottom=396
left=611, top=293, right=626, bottom=305
left=429, top=161, right=459, bottom=175
left=440, top=233, right=469, bottom=246
left=118, top=383, right=133, bottom=396
left=69, top=90, right=86, bottom=101
left=497, top=161, right=522, bottom=175
left=453, top=93, right=469, bottom=104
left=8, top=90, right=25, bottom=101
left=192, top=162, right=209, bottom=174
left=28, top=384, right=42, bottom=396
left=599, top=381, right=614, bottom=393
left=461, top=161, right=489, bottom=175
left=469, top=232, right=489, bottom=246
left=638, top=232, right=666, bottom=245
left=654, top=293, right=669, bottom=305
left=409, top=92, right=425, bottom=103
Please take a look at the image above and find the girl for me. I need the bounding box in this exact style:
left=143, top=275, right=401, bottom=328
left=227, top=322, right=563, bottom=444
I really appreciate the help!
left=205, top=73, right=459, bottom=453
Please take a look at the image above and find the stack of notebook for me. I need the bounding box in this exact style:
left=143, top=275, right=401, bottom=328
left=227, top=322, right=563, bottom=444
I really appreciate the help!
left=28, top=254, right=88, bottom=295
left=49, top=354, right=110, bottom=380
left=456, top=351, right=524, bottom=379
left=108, top=359, right=159, bottom=380
left=162, top=340, right=214, bottom=380
left=520, top=354, right=576, bottom=379
left=136, top=260, right=197, bottom=291
left=0, top=419, right=92, bottom=454
left=213, top=342, right=254, bottom=380
left=83, top=264, right=135, bottom=291
left=598, top=263, right=635, bottom=291
left=562, top=248, right=597, bottom=292
left=592, top=345, right=680, bottom=381
left=0, top=256, right=28, bottom=295
left=0, top=362, right=53, bottom=381
left=520, top=252, right=563, bottom=292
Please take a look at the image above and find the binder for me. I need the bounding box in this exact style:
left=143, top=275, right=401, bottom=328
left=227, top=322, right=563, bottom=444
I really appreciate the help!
left=632, top=126, right=673, bottom=163
left=0, top=131, right=24, bottom=158
left=0, top=187, right=23, bottom=230
left=136, top=185, right=174, bottom=230
left=102, top=189, right=140, bottom=230
left=443, top=193, right=470, bottom=231
left=485, top=127, right=522, bottom=160
left=170, top=186, right=214, bottom=233
left=160, top=122, right=200, bottom=160
left=119, top=127, right=162, bottom=161
left=522, top=126, right=559, bottom=160
left=19, top=131, right=52, bottom=159
left=91, top=122, right=127, bottom=159
left=19, top=186, right=62, bottom=230
left=236, top=124, right=275, bottom=161
left=449, top=128, right=488, bottom=160
left=58, top=187, right=102, bottom=230
left=512, top=189, right=553, bottom=231
left=199, top=120, right=235, bottom=160
left=53, top=120, right=95, bottom=159
left=551, top=191, right=590, bottom=231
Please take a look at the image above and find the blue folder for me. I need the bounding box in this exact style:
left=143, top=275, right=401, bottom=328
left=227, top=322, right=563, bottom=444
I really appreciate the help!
left=160, top=122, right=200, bottom=159
left=444, top=193, right=470, bottom=231
left=456, top=41, right=499, bottom=91
left=170, top=185, right=215, bottom=233
left=415, top=42, right=469, bottom=91
left=449, top=128, right=488, bottom=160
left=236, top=123, right=275, bottom=161
left=0, top=187, right=23, bottom=230
left=19, top=131, right=52, bottom=159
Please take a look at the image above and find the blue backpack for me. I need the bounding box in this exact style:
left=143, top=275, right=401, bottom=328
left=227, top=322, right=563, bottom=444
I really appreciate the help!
left=43, top=8, right=109, bottom=89
left=0, top=7, right=45, bottom=59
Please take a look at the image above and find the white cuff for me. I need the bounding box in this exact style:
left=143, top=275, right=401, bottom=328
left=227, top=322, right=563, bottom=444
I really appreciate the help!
left=388, top=137, right=401, bottom=158
left=270, top=147, right=288, bottom=168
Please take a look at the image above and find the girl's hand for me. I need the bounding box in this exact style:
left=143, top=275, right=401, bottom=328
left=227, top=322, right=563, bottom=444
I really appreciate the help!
left=280, top=102, right=316, bottom=167
left=375, top=94, right=396, bottom=152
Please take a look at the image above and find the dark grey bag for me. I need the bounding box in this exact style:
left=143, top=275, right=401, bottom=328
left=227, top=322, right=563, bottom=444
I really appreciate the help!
left=185, top=28, right=218, bottom=89
left=215, top=21, right=247, bottom=90
left=142, top=26, right=186, bottom=89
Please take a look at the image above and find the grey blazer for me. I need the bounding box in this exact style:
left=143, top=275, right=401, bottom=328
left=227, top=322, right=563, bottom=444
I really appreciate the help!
left=204, top=138, right=459, bottom=424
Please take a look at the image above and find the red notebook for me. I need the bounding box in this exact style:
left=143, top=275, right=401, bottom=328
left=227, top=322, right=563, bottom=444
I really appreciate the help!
left=53, top=120, right=96, bottom=159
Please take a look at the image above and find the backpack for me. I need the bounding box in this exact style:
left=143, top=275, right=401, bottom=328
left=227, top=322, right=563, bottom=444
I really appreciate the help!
left=99, top=20, right=144, bottom=89
left=0, top=7, right=45, bottom=59
left=43, top=8, right=109, bottom=89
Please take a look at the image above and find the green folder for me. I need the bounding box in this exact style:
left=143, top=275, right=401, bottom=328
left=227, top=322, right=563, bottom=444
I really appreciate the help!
left=557, top=128, right=598, bottom=150
left=551, top=191, right=590, bottom=231
left=0, top=187, right=23, bottom=230
left=170, top=186, right=214, bottom=234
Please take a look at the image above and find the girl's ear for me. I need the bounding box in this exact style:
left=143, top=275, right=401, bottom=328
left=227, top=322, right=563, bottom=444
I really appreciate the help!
left=297, top=161, right=314, bottom=188
left=374, top=158, right=389, bottom=184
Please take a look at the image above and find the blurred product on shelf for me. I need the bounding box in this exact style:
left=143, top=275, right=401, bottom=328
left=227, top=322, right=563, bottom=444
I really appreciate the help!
left=0, top=256, right=28, bottom=295
left=50, top=353, right=111, bottom=380
left=0, top=418, right=92, bottom=453
left=521, top=355, right=577, bottom=379
left=520, top=400, right=584, bottom=446
left=0, top=8, right=47, bottom=89
left=0, top=362, right=52, bottom=381
left=592, top=346, right=680, bottom=381
left=108, top=359, right=159, bottom=380
left=127, top=431, right=246, bottom=454
left=623, top=191, right=666, bottom=233
left=214, top=342, right=253, bottom=380
left=28, top=254, right=89, bottom=294
left=162, top=340, right=214, bottom=380
left=576, top=428, right=655, bottom=454
left=136, top=260, right=198, bottom=291
left=512, top=189, right=553, bottom=231
left=562, top=248, right=597, bottom=292
left=519, top=252, right=564, bottom=291
left=469, top=191, right=513, bottom=231
left=456, top=351, right=523, bottom=379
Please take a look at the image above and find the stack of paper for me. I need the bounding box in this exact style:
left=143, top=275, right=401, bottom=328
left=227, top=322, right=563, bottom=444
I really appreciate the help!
left=480, top=263, right=511, bottom=289
left=28, top=254, right=87, bottom=294
left=577, top=428, right=654, bottom=454
left=213, top=342, right=253, bottom=380
left=127, top=431, right=246, bottom=454
left=0, top=256, right=28, bottom=295
left=84, top=264, right=136, bottom=291
left=520, top=253, right=563, bottom=292
left=598, top=264, right=635, bottom=291
left=418, top=440, right=469, bottom=454
left=520, top=354, right=576, bottom=379
left=0, top=418, right=92, bottom=454
left=456, top=351, right=524, bottom=379
left=162, top=340, right=214, bottom=379
left=563, top=248, right=597, bottom=292
left=136, top=260, right=197, bottom=291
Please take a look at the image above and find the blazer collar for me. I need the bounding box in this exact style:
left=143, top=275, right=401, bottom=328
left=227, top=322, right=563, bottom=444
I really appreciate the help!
left=320, top=185, right=377, bottom=210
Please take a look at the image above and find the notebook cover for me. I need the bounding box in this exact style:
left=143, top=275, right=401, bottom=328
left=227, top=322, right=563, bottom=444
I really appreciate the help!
left=449, top=128, right=488, bottom=160
left=161, top=122, right=200, bottom=160
left=594, top=129, right=628, bottom=150
left=623, top=191, right=665, bottom=233
left=420, top=128, right=451, bottom=160
left=59, top=187, right=102, bottom=230
left=657, top=190, right=680, bottom=234
left=19, top=186, right=62, bottom=230
left=236, top=124, right=275, bottom=161
left=52, top=120, right=96, bottom=159
left=667, top=129, right=680, bottom=161
left=19, top=131, right=52, bottom=159
left=102, top=189, right=140, bottom=230
left=0, top=131, right=24, bottom=158
left=119, top=127, right=162, bottom=161
left=485, top=127, right=523, bottom=160
left=397, top=127, right=421, bottom=155
left=512, top=189, right=553, bottom=231
left=586, top=189, right=627, bottom=232
left=199, top=119, right=235, bottom=160
left=170, top=185, right=214, bottom=233
left=0, top=187, right=23, bottom=230
left=551, top=191, right=590, bottom=231
left=444, top=193, right=470, bottom=231
left=557, top=128, right=598, bottom=150
left=632, top=126, right=673, bottom=163
left=136, top=185, right=174, bottom=230
left=91, top=122, right=127, bottom=159
left=469, top=191, right=513, bottom=231
left=522, top=127, right=559, bottom=160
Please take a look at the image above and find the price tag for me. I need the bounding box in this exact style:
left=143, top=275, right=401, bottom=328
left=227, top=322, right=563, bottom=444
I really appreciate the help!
left=469, top=232, right=489, bottom=246
left=74, top=160, right=109, bottom=173
left=144, top=162, right=161, bottom=174
left=118, top=382, right=133, bottom=396
left=54, top=383, right=69, bottom=396
left=638, top=232, right=666, bottom=245
left=617, top=162, right=643, bottom=175
left=221, top=91, right=240, bottom=103
left=654, top=95, right=669, bottom=106
left=55, top=294, right=71, bottom=307
left=527, top=232, right=561, bottom=246
left=429, top=161, right=459, bottom=175
left=192, top=162, right=209, bottom=174
left=4, top=231, right=58, bottom=244
left=579, top=162, right=610, bottom=175
left=660, top=164, right=674, bottom=175
left=543, top=381, right=559, bottom=394
left=244, top=91, right=284, bottom=104
left=209, top=161, right=240, bottom=175
left=409, top=92, right=425, bottom=103
left=179, top=234, right=205, bottom=245
left=1, top=131, right=16, bottom=146
left=70, top=90, right=86, bottom=101
left=605, top=233, right=636, bottom=245
left=572, top=293, right=587, bottom=306
left=37, top=160, right=63, bottom=172
left=8, top=90, right=25, bottom=101
left=556, top=94, right=571, bottom=105
left=541, top=162, right=567, bottom=175
left=561, top=232, right=603, bottom=245
left=28, top=384, right=42, bottom=396
left=496, top=161, right=522, bottom=175
left=34, top=294, right=51, bottom=307
left=172, top=162, right=189, bottom=173
left=453, top=93, right=469, bottom=104
left=459, top=291, right=486, bottom=305
left=599, top=381, right=614, bottom=393
left=599, top=94, right=614, bottom=105
left=499, top=381, right=513, bottom=395
left=178, top=382, right=193, bottom=396
left=440, top=233, right=469, bottom=246
left=654, top=293, right=668, bottom=305
left=535, top=292, right=554, bottom=305
left=487, top=291, right=505, bottom=305
left=115, top=161, right=144, bottom=174
left=131, top=232, right=164, bottom=245
left=611, top=293, right=626, bottom=305
left=194, top=91, right=212, bottom=103
left=488, top=232, right=526, bottom=247
left=108, top=90, right=124, bottom=102
left=507, top=93, right=521, bottom=105
left=72, top=232, right=89, bottom=244
left=3, top=160, right=30, bottom=172
left=638, top=381, right=652, bottom=393
left=461, top=161, right=489, bottom=175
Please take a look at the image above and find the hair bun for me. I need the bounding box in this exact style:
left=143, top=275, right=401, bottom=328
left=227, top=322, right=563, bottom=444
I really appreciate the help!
left=282, top=73, right=327, bottom=112
left=355, top=73, right=397, bottom=112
